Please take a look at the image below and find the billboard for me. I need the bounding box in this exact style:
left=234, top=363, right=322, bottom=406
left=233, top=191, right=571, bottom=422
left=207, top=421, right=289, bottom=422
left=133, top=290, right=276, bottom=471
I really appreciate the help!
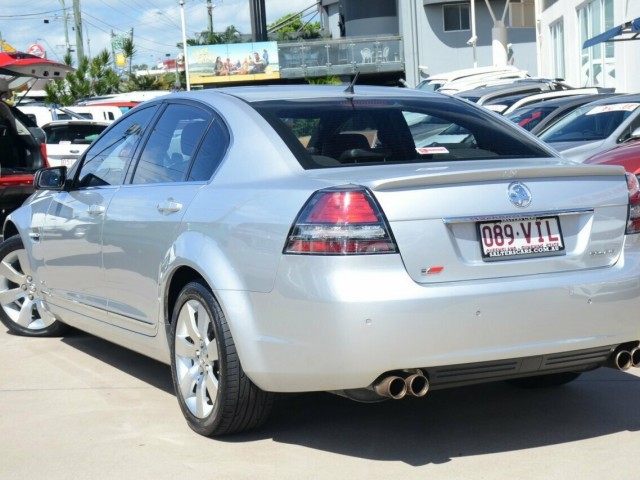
left=187, top=41, right=279, bottom=85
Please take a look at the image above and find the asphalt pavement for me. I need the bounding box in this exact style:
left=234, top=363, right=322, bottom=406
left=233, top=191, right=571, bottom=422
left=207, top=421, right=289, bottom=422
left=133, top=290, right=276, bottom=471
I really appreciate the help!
left=1, top=325, right=639, bottom=480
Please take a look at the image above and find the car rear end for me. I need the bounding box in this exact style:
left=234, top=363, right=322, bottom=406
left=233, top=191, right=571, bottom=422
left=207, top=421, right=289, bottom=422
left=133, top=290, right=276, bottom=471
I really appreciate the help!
left=212, top=87, right=640, bottom=396
left=0, top=105, right=48, bottom=227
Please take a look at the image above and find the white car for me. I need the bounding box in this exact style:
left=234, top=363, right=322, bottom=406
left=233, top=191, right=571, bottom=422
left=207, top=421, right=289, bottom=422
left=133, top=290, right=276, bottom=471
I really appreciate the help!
left=41, top=120, right=110, bottom=167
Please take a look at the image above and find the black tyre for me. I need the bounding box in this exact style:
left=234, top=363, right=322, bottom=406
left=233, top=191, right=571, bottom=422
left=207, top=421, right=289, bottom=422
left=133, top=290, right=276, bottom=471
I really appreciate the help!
left=507, top=372, right=582, bottom=388
left=0, top=235, right=67, bottom=336
left=170, top=280, right=274, bottom=436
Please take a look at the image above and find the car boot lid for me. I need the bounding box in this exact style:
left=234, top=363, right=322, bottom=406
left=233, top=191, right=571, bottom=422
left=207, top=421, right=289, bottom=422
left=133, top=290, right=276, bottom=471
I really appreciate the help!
left=0, top=52, right=74, bottom=91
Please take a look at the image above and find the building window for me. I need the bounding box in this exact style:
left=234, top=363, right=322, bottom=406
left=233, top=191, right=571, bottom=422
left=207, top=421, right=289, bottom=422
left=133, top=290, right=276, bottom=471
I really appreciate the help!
left=578, top=0, right=615, bottom=87
left=550, top=20, right=565, bottom=80
left=443, top=4, right=470, bottom=32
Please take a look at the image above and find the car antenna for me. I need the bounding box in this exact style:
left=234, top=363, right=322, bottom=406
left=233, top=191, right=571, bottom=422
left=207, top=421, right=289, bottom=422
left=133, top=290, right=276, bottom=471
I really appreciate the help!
left=344, top=71, right=360, bottom=95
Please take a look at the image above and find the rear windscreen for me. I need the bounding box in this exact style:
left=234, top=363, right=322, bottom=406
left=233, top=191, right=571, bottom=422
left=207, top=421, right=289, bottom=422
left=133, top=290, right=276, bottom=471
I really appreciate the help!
left=252, top=96, right=553, bottom=169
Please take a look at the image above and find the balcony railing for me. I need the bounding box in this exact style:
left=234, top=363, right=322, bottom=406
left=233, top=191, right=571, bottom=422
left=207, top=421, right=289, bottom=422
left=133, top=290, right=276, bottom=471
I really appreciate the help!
left=277, top=36, right=404, bottom=78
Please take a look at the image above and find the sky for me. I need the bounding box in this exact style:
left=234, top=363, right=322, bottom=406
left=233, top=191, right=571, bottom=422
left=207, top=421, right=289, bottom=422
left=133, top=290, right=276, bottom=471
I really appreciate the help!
left=0, top=0, right=319, bottom=67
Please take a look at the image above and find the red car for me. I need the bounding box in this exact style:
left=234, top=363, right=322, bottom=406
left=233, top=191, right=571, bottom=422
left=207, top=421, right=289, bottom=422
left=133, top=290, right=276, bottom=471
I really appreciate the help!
left=584, top=139, right=640, bottom=176
left=0, top=52, right=73, bottom=225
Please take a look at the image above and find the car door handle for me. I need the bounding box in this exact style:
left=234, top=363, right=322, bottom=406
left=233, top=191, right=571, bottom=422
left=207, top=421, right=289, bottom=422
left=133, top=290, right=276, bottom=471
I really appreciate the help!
left=157, top=199, right=183, bottom=215
left=70, top=149, right=80, bottom=154
left=88, top=204, right=106, bottom=216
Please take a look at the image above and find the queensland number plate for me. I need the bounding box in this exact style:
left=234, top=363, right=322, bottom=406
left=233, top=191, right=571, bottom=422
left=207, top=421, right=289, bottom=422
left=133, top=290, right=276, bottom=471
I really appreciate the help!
left=478, top=216, right=564, bottom=260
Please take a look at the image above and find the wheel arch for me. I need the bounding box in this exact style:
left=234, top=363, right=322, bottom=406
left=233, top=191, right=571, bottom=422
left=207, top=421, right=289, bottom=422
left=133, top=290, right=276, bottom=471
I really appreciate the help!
left=164, top=265, right=204, bottom=336
left=2, top=220, right=19, bottom=241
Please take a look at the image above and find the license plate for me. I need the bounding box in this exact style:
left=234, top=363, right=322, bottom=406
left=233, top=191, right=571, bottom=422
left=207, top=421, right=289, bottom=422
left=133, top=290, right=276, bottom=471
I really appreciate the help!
left=478, top=216, right=565, bottom=260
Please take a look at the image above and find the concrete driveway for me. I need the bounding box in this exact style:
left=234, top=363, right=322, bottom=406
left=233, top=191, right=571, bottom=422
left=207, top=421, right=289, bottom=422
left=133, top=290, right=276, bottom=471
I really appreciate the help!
left=1, top=326, right=639, bottom=480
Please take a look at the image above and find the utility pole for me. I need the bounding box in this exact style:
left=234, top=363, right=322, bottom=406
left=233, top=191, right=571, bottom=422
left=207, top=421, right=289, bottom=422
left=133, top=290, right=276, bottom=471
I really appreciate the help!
left=73, top=0, right=84, bottom=64
left=59, top=0, right=72, bottom=58
left=207, top=0, right=213, bottom=33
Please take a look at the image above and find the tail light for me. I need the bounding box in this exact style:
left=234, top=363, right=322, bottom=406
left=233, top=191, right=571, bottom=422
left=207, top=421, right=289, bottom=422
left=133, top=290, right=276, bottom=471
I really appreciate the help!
left=626, top=173, right=640, bottom=234
left=40, top=142, right=50, bottom=168
left=284, top=187, right=398, bottom=255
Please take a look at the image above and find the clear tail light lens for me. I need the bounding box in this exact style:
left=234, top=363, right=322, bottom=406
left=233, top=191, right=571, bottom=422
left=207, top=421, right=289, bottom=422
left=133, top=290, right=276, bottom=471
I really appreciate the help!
left=626, top=173, right=640, bottom=234
left=284, top=187, right=398, bottom=255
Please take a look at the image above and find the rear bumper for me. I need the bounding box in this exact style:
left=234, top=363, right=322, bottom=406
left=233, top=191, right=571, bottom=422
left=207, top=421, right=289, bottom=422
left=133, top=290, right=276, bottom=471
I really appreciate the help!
left=219, top=246, right=640, bottom=393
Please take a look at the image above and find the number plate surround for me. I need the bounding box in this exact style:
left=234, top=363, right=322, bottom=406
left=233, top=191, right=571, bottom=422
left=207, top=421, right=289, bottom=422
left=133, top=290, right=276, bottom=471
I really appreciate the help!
left=478, top=216, right=565, bottom=261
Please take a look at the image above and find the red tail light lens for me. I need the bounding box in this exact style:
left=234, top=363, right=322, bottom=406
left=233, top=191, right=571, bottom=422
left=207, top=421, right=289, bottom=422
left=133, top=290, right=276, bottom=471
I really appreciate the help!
left=284, top=188, right=398, bottom=255
left=626, top=173, right=640, bottom=234
left=40, top=142, right=49, bottom=168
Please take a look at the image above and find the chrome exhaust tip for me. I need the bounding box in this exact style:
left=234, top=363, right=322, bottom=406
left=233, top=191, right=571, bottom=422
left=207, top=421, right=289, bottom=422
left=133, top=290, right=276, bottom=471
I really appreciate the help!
left=631, top=347, right=640, bottom=368
left=404, top=370, right=429, bottom=398
left=613, top=349, right=633, bottom=371
left=373, top=375, right=407, bottom=400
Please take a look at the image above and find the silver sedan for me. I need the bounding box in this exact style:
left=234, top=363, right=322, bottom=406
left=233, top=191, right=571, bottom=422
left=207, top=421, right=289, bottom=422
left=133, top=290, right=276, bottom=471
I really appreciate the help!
left=1, top=85, right=640, bottom=436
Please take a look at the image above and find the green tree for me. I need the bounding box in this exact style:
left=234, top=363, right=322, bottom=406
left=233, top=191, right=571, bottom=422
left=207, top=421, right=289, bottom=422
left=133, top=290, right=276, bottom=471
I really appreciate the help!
left=125, top=72, right=173, bottom=91
left=121, top=37, right=137, bottom=75
left=268, top=13, right=321, bottom=41
left=44, top=49, right=120, bottom=106
left=182, top=25, right=243, bottom=47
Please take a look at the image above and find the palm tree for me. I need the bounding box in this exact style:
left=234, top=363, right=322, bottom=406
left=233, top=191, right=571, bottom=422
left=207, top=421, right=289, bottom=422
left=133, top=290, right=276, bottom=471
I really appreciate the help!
left=121, top=37, right=137, bottom=75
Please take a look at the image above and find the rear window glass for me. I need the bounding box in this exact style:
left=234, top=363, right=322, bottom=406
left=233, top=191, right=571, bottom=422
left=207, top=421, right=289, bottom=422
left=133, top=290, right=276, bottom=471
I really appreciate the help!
left=43, top=124, right=107, bottom=144
left=252, top=96, right=552, bottom=169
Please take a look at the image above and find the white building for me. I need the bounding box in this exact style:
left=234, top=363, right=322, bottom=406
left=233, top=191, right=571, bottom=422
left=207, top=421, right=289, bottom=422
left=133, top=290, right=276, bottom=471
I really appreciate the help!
left=536, top=0, right=640, bottom=92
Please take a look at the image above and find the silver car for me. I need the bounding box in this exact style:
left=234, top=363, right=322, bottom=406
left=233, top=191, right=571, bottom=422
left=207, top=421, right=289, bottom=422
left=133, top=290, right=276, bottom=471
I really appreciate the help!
left=2, top=85, right=640, bottom=437
left=539, top=93, right=640, bottom=162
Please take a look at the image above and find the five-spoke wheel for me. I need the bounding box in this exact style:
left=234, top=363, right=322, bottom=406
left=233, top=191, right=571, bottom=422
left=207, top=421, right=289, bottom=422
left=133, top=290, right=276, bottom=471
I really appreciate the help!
left=170, top=280, right=274, bottom=436
left=0, top=236, right=66, bottom=336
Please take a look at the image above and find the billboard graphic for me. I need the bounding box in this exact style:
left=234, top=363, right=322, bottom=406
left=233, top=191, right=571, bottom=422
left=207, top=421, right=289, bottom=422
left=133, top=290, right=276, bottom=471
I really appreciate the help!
left=187, top=41, right=279, bottom=84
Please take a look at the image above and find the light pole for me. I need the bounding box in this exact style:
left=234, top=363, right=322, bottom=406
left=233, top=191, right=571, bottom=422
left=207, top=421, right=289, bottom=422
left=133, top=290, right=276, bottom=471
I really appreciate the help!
left=179, top=0, right=191, bottom=91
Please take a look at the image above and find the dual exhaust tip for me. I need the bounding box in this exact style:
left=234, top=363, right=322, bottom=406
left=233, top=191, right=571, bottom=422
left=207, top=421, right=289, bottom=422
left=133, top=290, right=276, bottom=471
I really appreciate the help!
left=611, top=346, right=640, bottom=371
left=373, top=370, right=429, bottom=400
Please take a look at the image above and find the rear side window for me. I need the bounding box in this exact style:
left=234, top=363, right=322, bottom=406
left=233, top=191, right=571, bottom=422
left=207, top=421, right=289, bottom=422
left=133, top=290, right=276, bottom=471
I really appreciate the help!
left=252, top=96, right=552, bottom=169
left=131, top=103, right=213, bottom=184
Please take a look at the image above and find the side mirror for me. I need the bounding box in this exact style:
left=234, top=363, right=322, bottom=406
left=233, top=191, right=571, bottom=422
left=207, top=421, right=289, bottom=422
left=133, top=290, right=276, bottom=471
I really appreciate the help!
left=34, top=167, right=67, bottom=191
left=631, top=126, right=640, bottom=141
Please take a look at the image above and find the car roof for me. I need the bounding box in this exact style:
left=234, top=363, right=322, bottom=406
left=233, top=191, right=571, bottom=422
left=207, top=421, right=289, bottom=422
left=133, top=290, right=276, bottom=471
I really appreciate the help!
left=168, top=84, right=443, bottom=104
left=519, top=93, right=622, bottom=110
left=580, top=92, right=640, bottom=106
left=41, top=119, right=111, bottom=128
left=503, top=88, right=611, bottom=114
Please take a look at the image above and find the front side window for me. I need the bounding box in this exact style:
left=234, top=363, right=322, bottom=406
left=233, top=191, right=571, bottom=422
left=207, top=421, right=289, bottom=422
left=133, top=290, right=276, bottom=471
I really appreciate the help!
left=76, top=105, right=158, bottom=188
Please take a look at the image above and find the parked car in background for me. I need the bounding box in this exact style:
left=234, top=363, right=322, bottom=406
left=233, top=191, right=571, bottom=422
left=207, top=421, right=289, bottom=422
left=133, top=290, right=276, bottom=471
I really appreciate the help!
left=76, top=90, right=171, bottom=113
left=18, top=104, right=121, bottom=127
left=2, top=85, right=640, bottom=438
left=42, top=119, right=110, bottom=167
left=584, top=138, right=640, bottom=176
left=416, top=65, right=529, bottom=93
left=0, top=52, right=73, bottom=226
left=538, top=93, right=640, bottom=162
left=506, top=93, right=622, bottom=134
left=454, top=79, right=572, bottom=112
left=501, top=87, right=615, bottom=115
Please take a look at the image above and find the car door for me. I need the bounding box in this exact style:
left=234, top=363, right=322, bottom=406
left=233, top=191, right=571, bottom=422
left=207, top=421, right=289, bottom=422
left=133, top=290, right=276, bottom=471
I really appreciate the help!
left=100, top=101, right=228, bottom=333
left=39, top=105, right=159, bottom=319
